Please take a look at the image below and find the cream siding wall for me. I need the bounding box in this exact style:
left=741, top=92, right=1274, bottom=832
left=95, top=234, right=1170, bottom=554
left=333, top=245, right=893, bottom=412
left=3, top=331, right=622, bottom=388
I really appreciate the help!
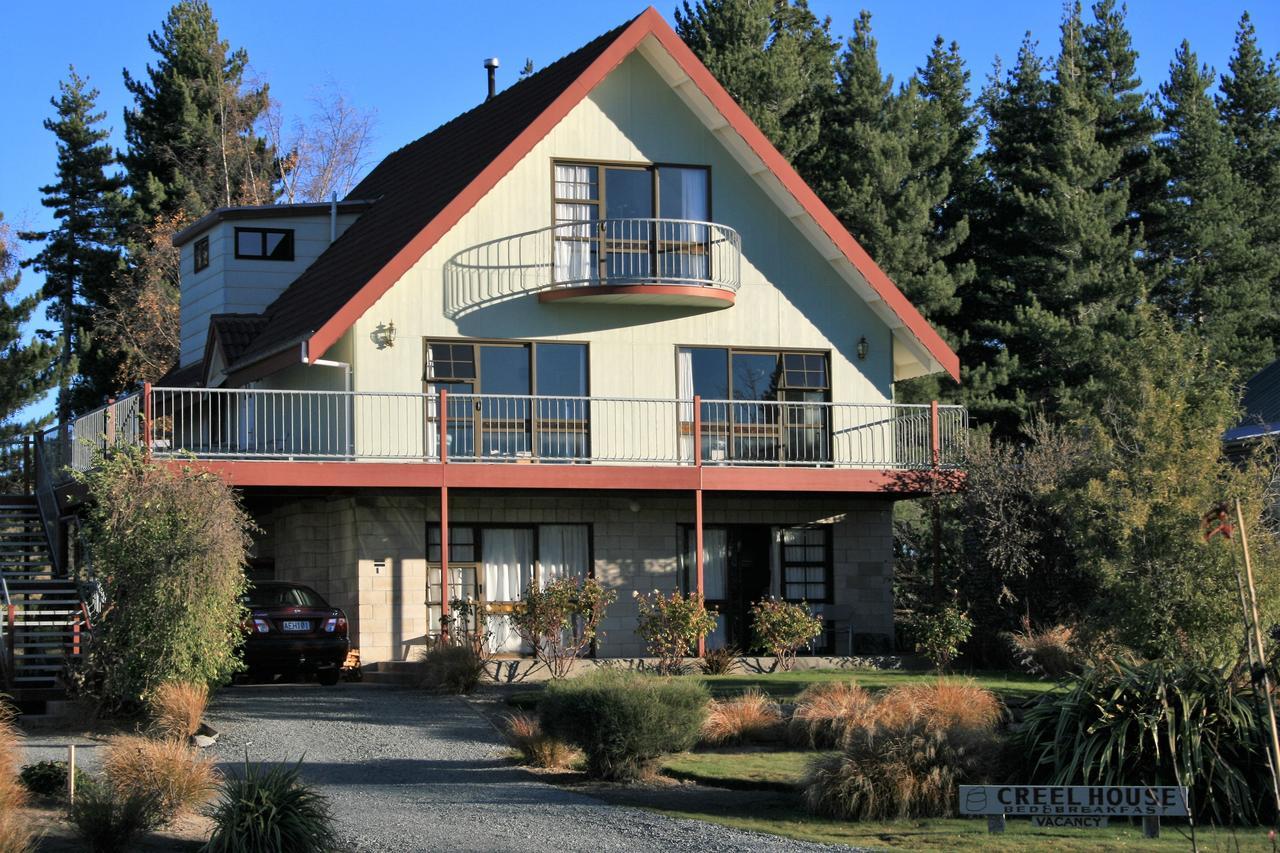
left=346, top=52, right=894, bottom=409
left=178, top=213, right=361, bottom=367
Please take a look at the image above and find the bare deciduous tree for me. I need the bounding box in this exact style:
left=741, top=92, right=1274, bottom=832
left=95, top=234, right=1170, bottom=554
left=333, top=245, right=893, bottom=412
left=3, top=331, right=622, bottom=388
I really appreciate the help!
left=266, top=83, right=376, bottom=204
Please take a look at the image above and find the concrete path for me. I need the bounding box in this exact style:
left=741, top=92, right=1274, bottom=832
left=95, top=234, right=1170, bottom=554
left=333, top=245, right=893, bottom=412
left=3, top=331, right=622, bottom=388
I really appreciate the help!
left=206, top=683, right=845, bottom=853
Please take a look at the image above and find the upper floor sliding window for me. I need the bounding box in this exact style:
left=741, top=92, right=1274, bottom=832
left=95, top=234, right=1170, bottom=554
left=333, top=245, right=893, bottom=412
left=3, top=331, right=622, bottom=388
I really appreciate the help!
left=424, top=340, right=588, bottom=460
left=677, top=347, right=831, bottom=463
left=234, top=227, right=294, bottom=261
left=552, top=161, right=711, bottom=284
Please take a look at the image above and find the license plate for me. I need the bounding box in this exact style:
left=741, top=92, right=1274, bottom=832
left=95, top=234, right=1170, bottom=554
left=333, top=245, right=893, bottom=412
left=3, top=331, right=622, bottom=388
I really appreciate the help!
left=282, top=620, right=310, bottom=632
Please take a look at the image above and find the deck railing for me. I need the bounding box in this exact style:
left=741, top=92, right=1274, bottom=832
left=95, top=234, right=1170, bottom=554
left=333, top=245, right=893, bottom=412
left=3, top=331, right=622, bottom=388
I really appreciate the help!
left=138, top=387, right=965, bottom=470
left=444, top=218, right=742, bottom=317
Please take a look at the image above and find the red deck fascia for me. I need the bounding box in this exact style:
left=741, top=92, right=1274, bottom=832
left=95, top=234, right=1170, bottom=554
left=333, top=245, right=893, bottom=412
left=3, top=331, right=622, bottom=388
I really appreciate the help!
left=165, top=459, right=962, bottom=496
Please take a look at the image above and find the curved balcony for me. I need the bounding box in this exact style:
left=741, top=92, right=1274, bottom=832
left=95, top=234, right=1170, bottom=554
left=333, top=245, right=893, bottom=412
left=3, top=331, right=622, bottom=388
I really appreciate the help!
left=443, top=218, right=741, bottom=317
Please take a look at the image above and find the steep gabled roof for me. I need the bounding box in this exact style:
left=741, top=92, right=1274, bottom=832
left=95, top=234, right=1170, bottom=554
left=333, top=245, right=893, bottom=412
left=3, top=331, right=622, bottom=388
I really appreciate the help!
left=230, top=6, right=959, bottom=381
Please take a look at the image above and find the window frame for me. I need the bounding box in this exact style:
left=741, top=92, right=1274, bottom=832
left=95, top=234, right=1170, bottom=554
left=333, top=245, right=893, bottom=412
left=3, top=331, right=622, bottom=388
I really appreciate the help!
left=426, top=522, right=595, bottom=604
left=779, top=525, right=834, bottom=605
left=551, top=160, right=713, bottom=285
left=423, top=337, right=591, bottom=461
left=233, top=227, right=295, bottom=261
left=193, top=236, right=210, bottom=272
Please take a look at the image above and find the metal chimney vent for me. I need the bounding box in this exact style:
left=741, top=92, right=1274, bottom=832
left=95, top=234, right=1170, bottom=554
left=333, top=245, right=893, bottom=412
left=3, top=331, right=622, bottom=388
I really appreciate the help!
left=484, top=57, right=500, bottom=100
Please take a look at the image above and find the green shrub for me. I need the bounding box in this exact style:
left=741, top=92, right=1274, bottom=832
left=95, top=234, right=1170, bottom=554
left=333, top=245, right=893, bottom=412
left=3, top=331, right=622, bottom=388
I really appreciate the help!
left=906, top=602, right=973, bottom=670
left=416, top=643, right=485, bottom=694
left=68, top=785, right=163, bottom=853
left=512, top=577, right=615, bottom=679
left=749, top=598, right=822, bottom=670
left=77, top=447, right=253, bottom=709
left=1014, top=659, right=1273, bottom=825
left=203, top=760, right=338, bottom=853
left=539, top=669, right=709, bottom=781
left=633, top=590, right=716, bottom=675
left=19, top=760, right=91, bottom=798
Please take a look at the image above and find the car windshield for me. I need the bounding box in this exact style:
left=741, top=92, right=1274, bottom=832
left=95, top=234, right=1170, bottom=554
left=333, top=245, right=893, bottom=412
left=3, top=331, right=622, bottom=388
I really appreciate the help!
left=243, top=585, right=327, bottom=608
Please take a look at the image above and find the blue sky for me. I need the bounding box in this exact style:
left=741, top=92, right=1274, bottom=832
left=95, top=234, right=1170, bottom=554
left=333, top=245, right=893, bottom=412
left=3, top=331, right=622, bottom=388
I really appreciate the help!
left=2, top=1, right=1277, bottom=419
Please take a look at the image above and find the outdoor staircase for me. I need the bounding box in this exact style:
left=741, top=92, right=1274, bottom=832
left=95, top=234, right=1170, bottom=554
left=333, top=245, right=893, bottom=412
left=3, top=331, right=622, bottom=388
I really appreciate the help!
left=0, top=496, right=84, bottom=690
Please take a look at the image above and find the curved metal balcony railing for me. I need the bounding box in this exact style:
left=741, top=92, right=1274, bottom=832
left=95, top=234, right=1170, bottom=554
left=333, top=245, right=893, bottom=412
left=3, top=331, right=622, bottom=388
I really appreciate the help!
left=444, top=218, right=742, bottom=317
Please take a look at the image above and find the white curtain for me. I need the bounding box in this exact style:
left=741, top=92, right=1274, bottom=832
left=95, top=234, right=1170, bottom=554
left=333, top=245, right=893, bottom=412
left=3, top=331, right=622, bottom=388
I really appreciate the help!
left=538, top=525, right=589, bottom=586
left=702, top=528, right=728, bottom=600
left=669, top=169, right=708, bottom=280
left=484, top=528, right=533, bottom=653
left=554, top=165, right=594, bottom=285
left=423, top=345, right=439, bottom=459
left=678, top=348, right=694, bottom=462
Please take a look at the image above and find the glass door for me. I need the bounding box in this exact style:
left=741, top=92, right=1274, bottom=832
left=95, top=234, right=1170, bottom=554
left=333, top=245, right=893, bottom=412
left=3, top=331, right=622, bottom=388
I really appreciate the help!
left=603, top=167, right=654, bottom=281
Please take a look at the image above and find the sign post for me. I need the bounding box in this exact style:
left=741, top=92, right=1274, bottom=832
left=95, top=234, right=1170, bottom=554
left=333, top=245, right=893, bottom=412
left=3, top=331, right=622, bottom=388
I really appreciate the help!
left=959, top=785, right=1190, bottom=836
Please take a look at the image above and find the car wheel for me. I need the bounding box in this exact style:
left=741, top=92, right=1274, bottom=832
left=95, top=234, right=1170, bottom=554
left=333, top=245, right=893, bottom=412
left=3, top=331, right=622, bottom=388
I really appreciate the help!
left=316, top=668, right=340, bottom=686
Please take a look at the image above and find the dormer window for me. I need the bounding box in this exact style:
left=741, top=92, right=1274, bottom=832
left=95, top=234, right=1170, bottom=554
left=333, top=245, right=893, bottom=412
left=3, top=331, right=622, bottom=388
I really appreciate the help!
left=194, top=237, right=210, bottom=272
left=234, top=227, right=294, bottom=261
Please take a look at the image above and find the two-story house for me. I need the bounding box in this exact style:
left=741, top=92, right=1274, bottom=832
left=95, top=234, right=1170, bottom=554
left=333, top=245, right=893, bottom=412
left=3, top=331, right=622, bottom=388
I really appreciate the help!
left=36, top=8, right=964, bottom=670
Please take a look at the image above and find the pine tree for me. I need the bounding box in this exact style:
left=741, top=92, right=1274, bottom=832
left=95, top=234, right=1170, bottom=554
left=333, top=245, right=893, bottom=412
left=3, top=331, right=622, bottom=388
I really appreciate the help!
left=809, top=13, right=974, bottom=331
left=18, top=68, right=125, bottom=420
left=1081, top=0, right=1163, bottom=226
left=0, top=216, right=60, bottom=447
left=961, top=7, right=1151, bottom=435
left=1149, top=42, right=1277, bottom=376
left=121, top=0, right=275, bottom=223
left=674, top=0, right=837, bottom=162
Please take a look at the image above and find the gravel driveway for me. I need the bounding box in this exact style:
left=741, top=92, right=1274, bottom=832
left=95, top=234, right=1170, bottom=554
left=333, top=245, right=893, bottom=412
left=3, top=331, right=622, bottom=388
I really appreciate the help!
left=207, top=683, right=848, bottom=853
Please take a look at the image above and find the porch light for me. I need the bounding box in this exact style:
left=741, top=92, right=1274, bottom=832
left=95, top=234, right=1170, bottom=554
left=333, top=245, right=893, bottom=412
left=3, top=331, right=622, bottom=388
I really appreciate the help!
left=857, top=336, right=869, bottom=361
left=371, top=321, right=397, bottom=349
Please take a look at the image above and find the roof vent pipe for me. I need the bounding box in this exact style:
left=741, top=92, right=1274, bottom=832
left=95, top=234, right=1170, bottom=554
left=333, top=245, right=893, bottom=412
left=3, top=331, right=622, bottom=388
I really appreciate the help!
left=329, top=192, right=337, bottom=243
left=484, top=57, right=500, bottom=100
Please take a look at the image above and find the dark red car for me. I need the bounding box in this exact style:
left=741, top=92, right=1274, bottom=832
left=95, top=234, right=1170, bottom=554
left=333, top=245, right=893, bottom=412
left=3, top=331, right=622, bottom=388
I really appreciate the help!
left=240, top=582, right=349, bottom=685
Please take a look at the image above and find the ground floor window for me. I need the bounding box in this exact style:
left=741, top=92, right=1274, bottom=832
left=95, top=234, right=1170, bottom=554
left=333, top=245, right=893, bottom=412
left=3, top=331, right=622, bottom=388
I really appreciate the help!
left=427, top=523, right=591, bottom=652
left=681, top=524, right=832, bottom=652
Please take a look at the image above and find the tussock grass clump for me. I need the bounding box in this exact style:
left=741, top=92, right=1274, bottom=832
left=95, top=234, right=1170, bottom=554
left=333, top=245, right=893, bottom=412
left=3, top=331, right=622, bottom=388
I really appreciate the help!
left=540, top=669, right=709, bottom=781
left=702, top=689, right=782, bottom=745
left=869, top=679, right=1003, bottom=738
left=204, top=760, right=338, bottom=853
left=0, top=700, right=37, bottom=853
left=698, top=646, right=741, bottom=675
left=148, top=681, right=209, bottom=740
left=101, top=734, right=218, bottom=822
left=802, top=678, right=1004, bottom=820
left=1005, top=621, right=1080, bottom=678
left=416, top=644, right=485, bottom=694
left=787, top=681, right=874, bottom=748
left=68, top=786, right=163, bottom=853
left=805, top=721, right=999, bottom=820
left=503, top=712, right=578, bottom=768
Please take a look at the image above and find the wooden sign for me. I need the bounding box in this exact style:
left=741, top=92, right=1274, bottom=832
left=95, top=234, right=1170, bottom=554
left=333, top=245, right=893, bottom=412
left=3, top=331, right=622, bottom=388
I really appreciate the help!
left=959, top=785, right=1189, bottom=817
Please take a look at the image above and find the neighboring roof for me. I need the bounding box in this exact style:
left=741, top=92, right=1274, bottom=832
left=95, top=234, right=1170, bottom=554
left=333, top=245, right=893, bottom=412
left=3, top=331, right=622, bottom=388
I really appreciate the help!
left=1225, top=359, right=1280, bottom=443
left=208, top=314, right=271, bottom=365
left=172, top=200, right=377, bottom=247
left=227, top=6, right=960, bottom=381
left=154, top=361, right=204, bottom=389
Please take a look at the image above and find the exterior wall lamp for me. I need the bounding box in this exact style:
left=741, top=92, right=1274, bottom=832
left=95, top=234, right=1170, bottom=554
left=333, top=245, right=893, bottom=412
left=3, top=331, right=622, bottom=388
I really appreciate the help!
left=857, top=336, right=869, bottom=361
left=371, top=321, right=397, bottom=350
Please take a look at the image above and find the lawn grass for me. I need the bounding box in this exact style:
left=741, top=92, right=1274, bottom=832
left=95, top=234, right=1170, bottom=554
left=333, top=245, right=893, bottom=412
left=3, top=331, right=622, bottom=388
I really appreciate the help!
left=651, top=797, right=1275, bottom=851
left=697, top=668, right=1059, bottom=704
left=660, top=750, right=831, bottom=790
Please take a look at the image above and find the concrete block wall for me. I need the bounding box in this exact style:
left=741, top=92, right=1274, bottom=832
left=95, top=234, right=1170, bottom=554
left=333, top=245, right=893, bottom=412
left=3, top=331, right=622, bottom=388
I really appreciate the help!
left=251, top=491, right=895, bottom=663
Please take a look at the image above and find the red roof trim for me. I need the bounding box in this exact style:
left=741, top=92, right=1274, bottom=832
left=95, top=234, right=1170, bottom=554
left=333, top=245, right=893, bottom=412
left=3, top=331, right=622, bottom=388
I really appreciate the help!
left=304, top=6, right=959, bottom=381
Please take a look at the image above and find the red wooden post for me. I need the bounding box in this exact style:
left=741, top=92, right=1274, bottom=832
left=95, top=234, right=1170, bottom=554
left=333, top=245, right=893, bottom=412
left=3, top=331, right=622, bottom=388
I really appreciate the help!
left=694, top=395, right=706, bottom=658
left=438, top=389, right=450, bottom=637
left=929, top=400, right=941, bottom=469
left=142, top=382, right=154, bottom=459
